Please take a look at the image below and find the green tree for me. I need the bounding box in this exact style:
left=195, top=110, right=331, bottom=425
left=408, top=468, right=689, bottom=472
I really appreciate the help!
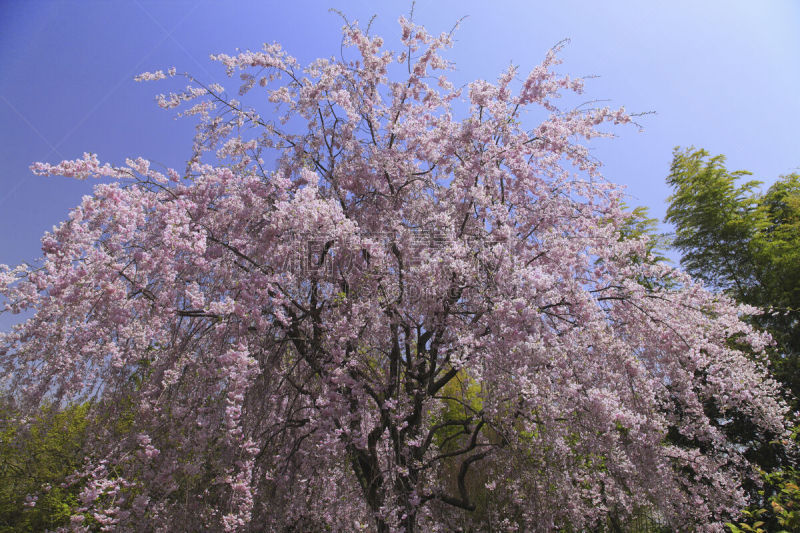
left=0, top=399, right=89, bottom=532
left=665, top=147, right=800, bottom=402
left=619, top=204, right=670, bottom=265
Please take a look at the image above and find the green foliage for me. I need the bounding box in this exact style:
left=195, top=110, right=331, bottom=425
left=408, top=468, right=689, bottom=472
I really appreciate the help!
left=614, top=204, right=676, bottom=293
left=0, top=399, right=89, bottom=532
left=665, top=148, right=762, bottom=293
left=435, top=370, right=484, bottom=452
left=619, top=204, right=671, bottom=265
left=726, top=427, right=800, bottom=533
left=665, top=147, right=800, bottom=402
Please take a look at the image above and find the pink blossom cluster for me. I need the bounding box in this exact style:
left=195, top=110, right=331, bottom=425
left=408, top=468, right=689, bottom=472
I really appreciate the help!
left=134, top=67, right=176, bottom=82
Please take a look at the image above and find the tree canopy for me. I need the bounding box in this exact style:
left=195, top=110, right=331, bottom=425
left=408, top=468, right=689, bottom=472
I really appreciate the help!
left=0, top=19, right=790, bottom=532
left=666, top=147, right=800, bottom=402
left=0, top=400, right=89, bottom=532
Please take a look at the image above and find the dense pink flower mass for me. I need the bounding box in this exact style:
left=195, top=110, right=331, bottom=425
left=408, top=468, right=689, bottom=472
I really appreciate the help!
left=0, top=17, right=789, bottom=532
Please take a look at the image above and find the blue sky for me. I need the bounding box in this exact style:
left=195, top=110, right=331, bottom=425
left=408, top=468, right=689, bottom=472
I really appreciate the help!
left=1, top=0, right=798, bottom=279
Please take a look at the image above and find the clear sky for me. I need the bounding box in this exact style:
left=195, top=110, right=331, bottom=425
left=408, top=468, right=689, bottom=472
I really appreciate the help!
left=1, top=0, right=798, bottom=284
